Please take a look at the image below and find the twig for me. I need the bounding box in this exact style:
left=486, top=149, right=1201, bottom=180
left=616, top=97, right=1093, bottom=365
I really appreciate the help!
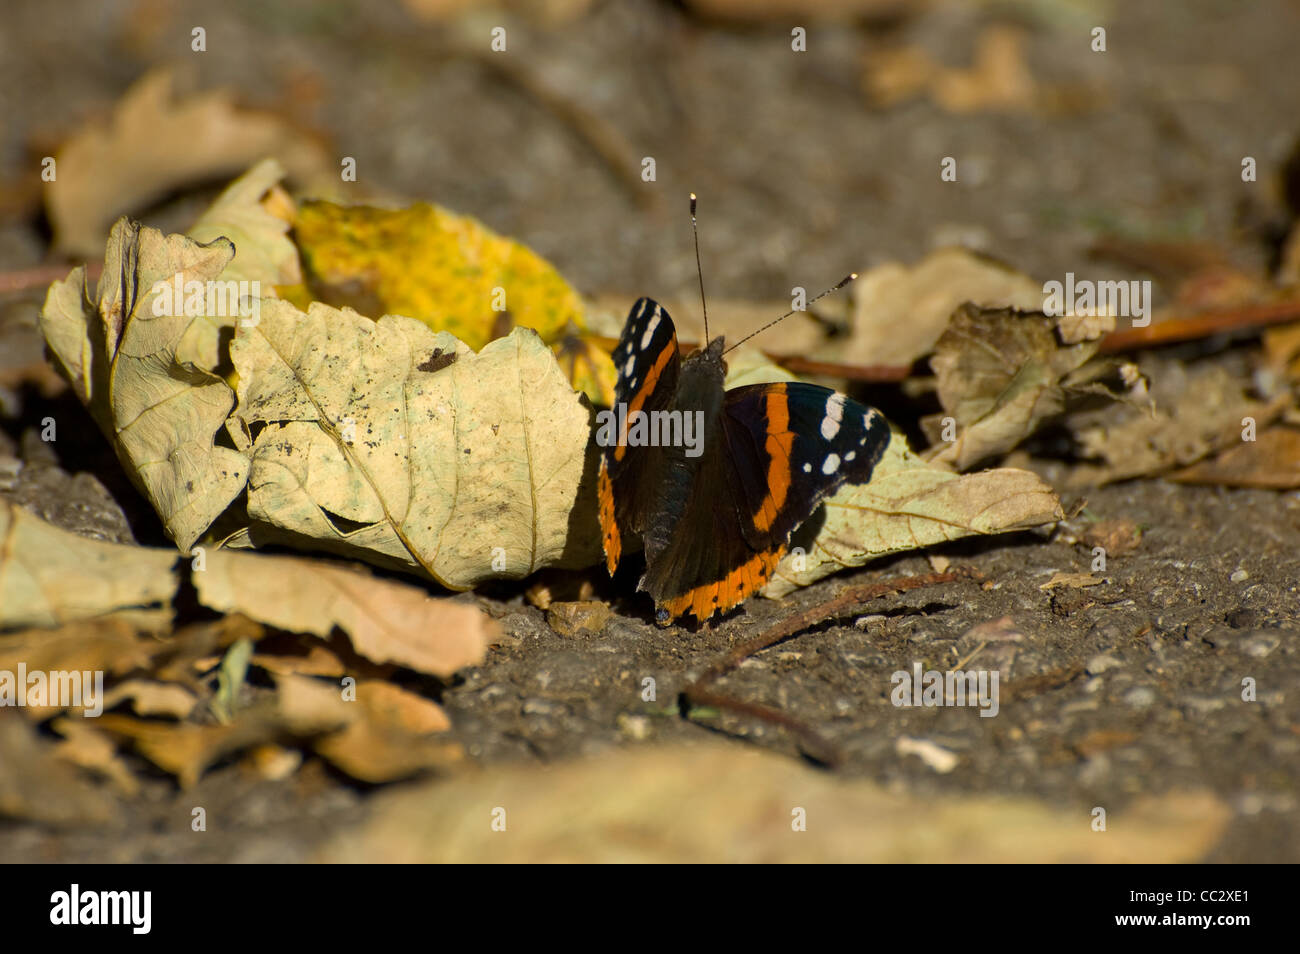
left=1097, top=300, right=1300, bottom=352
left=0, top=262, right=100, bottom=295
left=679, top=567, right=980, bottom=765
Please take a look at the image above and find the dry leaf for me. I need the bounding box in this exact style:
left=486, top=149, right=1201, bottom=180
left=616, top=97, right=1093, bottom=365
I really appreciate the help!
left=51, top=717, right=140, bottom=796
left=193, top=549, right=491, bottom=678
left=101, top=680, right=197, bottom=720
left=928, top=304, right=1113, bottom=470
left=0, top=715, right=121, bottom=826
left=0, top=503, right=176, bottom=629
left=229, top=299, right=599, bottom=587
left=1080, top=518, right=1143, bottom=556
left=765, top=432, right=1062, bottom=597
left=0, top=616, right=161, bottom=721
left=287, top=199, right=586, bottom=351
left=276, top=673, right=459, bottom=782
left=831, top=248, right=1043, bottom=368
left=1170, top=427, right=1300, bottom=489
left=39, top=220, right=250, bottom=552
left=95, top=710, right=284, bottom=790
left=188, top=158, right=302, bottom=288
left=1069, top=359, right=1289, bottom=486
left=1040, top=572, right=1104, bottom=590
left=863, top=26, right=1038, bottom=114
left=45, top=70, right=329, bottom=256
left=315, top=744, right=1230, bottom=862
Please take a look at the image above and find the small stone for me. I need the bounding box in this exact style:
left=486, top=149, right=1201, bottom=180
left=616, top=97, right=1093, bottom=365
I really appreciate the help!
left=1230, top=568, right=1249, bottom=583
left=1123, top=686, right=1156, bottom=708
left=617, top=713, right=652, bottom=741
left=1086, top=653, right=1122, bottom=675
left=1224, top=607, right=1258, bottom=629
left=1184, top=695, right=1226, bottom=716
left=522, top=697, right=566, bottom=717
left=1241, top=633, right=1281, bottom=658
left=546, top=601, right=612, bottom=638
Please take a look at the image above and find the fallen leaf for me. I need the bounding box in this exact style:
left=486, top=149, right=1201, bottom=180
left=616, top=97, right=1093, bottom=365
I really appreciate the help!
left=0, top=715, right=121, bottom=826
left=95, top=710, right=284, bottom=789
left=927, top=304, right=1115, bottom=470
left=100, top=680, right=198, bottom=720
left=0, top=503, right=176, bottom=629
left=765, top=431, right=1062, bottom=597
left=229, top=299, right=599, bottom=586
left=1169, top=427, right=1300, bottom=489
left=1080, top=518, right=1143, bottom=556
left=314, top=743, right=1230, bottom=862
left=1040, top=572, right=1104, bottom=590
left=287, top=199, right=586, bottom=351
left=192, top=549, right=492, bottom=678
left=863, top=26, right=1038, bottom=114
left=1068, top=358, right=1289, bottom=485
left=51, top=717, right=140, bottom=796
left=39, top=218, right=251, bottom=552
left=831, top=248, right=1043, bottom=368
left=187, top=157, right=302, bottom=288
left=276, top=673, right=459, bottom=782
left=45, top=70, right=329, bottom=256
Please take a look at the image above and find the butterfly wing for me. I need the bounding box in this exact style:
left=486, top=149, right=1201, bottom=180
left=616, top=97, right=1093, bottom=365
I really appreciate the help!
left=640, top=381, right=890, bottom=623
left=597, top=298, right=681, bottom=575
left=720, top=382, right=891, bottom=552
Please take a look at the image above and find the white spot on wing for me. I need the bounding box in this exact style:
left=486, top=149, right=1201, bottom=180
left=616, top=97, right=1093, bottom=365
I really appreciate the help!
left=624, top=355, right=636, bottom=376
left=640, top=313, right=662, bottom=350
left=820, top=393, right=845, bottom=440
left=802, top=462, right=812, bottom=473
left=845, top=451, right=856, bottom=461
left=822, top=454, right=840, bottom=475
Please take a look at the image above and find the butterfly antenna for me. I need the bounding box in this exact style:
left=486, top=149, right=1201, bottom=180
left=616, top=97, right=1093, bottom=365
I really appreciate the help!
left=690, top=193, right=710, bottom=343
left=722, top=272, right=858, bottom=356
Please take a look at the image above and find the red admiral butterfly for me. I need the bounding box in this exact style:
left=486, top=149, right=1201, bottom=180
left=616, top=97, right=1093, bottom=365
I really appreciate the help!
left=597, top=196, right=891, bottom=624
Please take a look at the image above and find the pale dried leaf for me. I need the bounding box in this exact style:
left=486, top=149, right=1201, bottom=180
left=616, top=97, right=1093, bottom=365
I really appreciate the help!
left=831, top=248, right=1043, bottom=367
left=315, top=744, right=1229, bottom=862
left=45, top=70, right=329, bottom=256
left=928, top=304, right=1105, bottom=470
left=0, top=503, right=177, bottom=629
left=765, top=433, right=1062, bottom=597
left=229, top=299, right=599, bottom=587
left=193, top=549, right=491, bottom=677
left=39, top=219, right=251, bottom=551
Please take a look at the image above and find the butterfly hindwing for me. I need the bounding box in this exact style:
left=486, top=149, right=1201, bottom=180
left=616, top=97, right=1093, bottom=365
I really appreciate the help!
left=720, top=382, right=891, bottom=551
left=597, top=298, right=681, bottom=574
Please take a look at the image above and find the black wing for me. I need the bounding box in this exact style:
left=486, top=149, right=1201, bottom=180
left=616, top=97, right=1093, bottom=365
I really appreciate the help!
left=720, top=382, right=891, bottom=552
left=597, top=298, right=681, bottom=575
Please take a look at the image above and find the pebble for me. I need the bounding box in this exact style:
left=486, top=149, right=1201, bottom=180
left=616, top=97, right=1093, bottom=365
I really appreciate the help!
left=1230, top=568, right=1249, bottom=583
left=1123, top=686, right=1157, bottom=708
left=1086, top=653, right=1123, bottom=675
left=1241, top=633, right=1281, bottom=658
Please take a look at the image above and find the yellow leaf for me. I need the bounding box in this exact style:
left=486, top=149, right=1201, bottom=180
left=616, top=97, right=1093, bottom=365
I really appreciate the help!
left=290, top=199, right=586, bottom=351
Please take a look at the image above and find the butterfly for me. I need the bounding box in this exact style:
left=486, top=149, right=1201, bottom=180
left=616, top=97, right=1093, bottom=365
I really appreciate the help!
left=595, top=294, right=891, bottom=624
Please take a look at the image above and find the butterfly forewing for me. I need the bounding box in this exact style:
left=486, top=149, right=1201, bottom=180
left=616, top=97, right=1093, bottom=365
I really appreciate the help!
left=597, top=298, right=681, bottom=574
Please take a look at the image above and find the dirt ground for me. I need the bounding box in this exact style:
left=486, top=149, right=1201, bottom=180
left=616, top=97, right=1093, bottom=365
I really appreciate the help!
left=1, top=0, right=1297, bottom=862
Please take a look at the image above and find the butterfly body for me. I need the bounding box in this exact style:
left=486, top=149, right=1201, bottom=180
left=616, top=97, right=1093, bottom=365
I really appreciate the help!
left=597, top=298, right=891, bottom=625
